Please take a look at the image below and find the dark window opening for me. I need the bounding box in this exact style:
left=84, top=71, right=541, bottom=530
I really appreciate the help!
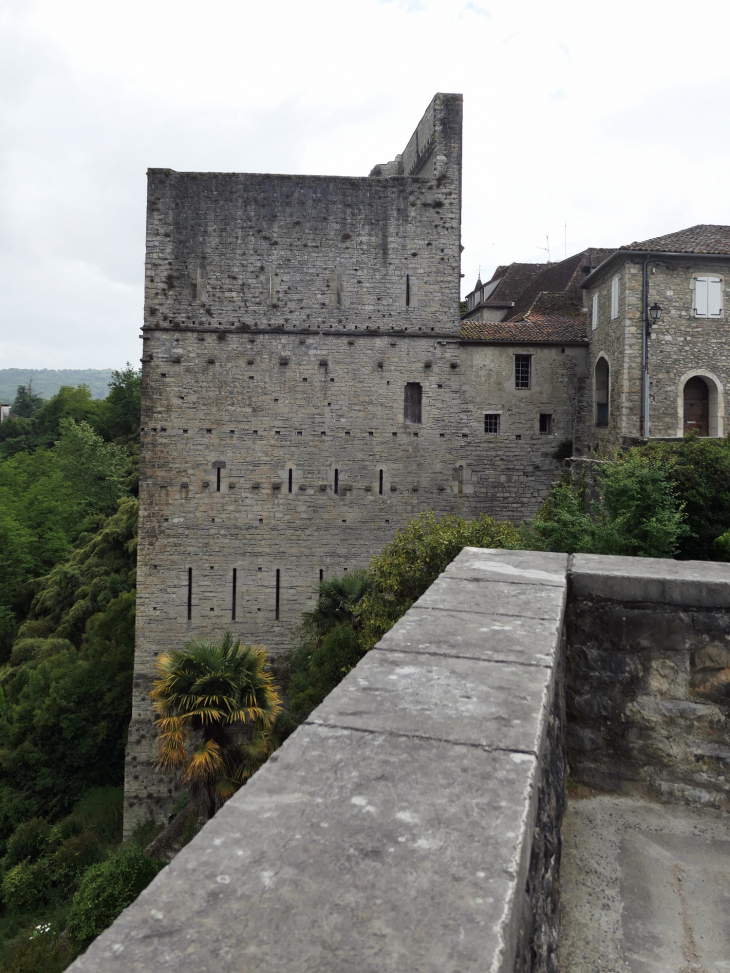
left=216, top=468, right=221, bottom=492
left=191, top=281, right=197, bottom=300
left=484, top=414, right=500, bottom=435
left=539, top=413, right=553, bottom=434
left=406, top=274, right=410, bottom=307
left=458, top=466, right=464, bottom=495
left=515, top=355, right=531, bottom=389
left=187, top=568, right=192, bottom=621
left=334, top=469, right=339, bottom=494
left=275, top=569, right=280, bottom=621
left=288, top=469, right=293, bottom=493
left=595, top=358, right=609, bottom=427
left=232, top=568, right=237, bottom=621
left=404, top=382, right=422, bottom=423
left=379, top=469, right=383, bottom=495
left=319, top=569, right=324, bottom=582
left=684, top=376, right=710, bottom=436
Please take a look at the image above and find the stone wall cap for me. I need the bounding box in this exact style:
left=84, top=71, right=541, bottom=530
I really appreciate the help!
left=570, top=553, right=730, bottom=607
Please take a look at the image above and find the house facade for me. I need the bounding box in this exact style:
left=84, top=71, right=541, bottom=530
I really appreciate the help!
left=578, top=226, right=730, bottom=452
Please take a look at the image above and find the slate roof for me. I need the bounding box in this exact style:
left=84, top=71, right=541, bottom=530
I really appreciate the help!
left=487, top=262, right=544, bottom=304
left=623, top=224, right=730, bottom=254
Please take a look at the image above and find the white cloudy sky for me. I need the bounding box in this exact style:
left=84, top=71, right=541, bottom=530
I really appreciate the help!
left=2, top=0, right=730, bottom=369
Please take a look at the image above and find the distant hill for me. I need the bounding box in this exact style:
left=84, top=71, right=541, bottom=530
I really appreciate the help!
left=0, top=369, right=114, bottom=404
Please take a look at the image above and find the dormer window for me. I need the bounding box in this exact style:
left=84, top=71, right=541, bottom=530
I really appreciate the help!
left=694, top=276, right=722, bottom=318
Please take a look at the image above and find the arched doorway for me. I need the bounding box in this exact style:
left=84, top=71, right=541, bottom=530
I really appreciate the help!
left=683, top=377, right=710, bottom=436
left=595, top=357, right=609, bottom=427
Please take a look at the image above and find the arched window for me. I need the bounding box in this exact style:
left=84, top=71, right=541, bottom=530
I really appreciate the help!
left=404, top=383, right=422, bottom=423
left=684, top=377, right=710, bottom=436
left=595, top=358, right=609, bottom=427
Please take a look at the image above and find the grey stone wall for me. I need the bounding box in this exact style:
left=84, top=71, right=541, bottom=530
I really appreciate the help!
left=566, top=554, right=730, bottom=809
left=72, top=549, right=569, bottom=973
left=579, top=256, right=730, bottom=452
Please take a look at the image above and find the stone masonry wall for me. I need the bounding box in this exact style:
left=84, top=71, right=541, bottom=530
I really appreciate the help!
left=579, top=255, right=730, bottom=452
left=566, top=554, right=730, bottom=810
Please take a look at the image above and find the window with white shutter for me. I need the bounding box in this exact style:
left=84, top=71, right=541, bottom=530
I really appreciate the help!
left=592, top=292, right=599, bottom=331
left=694, top=276, right=723, bottom=318
left=611, top=276, right=619, bottom=320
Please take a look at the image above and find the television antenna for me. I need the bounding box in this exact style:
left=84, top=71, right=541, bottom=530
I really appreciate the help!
left=536, top=235, right=550, bottom=262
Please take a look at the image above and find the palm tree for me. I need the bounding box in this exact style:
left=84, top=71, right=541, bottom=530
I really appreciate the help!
left=150, top=632, right=281, bottom=824
left=302, top=570, right=370, bottom=637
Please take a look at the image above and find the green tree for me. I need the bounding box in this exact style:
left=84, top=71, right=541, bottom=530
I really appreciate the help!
left=10, top=385, right=43, bottom=420
left=97, top=366, right=141, bottom=443
left=150, top=632, right=281, bottom=820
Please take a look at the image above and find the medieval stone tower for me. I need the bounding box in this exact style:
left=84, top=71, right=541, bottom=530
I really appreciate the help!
left=124, top=93, right=577, bottom=831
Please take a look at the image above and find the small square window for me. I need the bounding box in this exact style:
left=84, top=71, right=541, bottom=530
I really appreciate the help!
left=515, top=355, right=531, bottom=389
left=539, top=413, right=553, bottom=434
left=484, top=414, right=500, bottom=435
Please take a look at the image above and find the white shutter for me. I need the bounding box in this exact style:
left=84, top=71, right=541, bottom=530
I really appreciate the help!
left=708, top=277, right=722, bottom=317
left=694, top=277, right=708, bottom=317
left=592, top=292, right=598, bottom=330
left=611, top=277, right=619, bottom=319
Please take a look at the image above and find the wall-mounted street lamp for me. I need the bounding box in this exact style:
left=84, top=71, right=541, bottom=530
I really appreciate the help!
left=648, top=303, right=663, bottom=323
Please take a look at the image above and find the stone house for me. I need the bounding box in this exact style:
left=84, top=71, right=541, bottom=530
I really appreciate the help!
left=578, top=225, right=730, bottom=452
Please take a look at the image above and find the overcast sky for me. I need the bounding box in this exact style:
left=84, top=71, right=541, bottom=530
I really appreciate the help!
left=2, top=0, right=730, bottom=369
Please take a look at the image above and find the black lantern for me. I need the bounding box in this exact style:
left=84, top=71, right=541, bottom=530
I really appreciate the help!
left=648, top=303, right=662, bottom=323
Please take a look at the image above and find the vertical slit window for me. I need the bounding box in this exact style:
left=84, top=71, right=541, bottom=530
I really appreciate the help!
left=319, top=569, right=324, bottom=582
left=187, top=568, right=192, bottom=621
left=275, top=569, right=280, bottom=621
left=216, top=468, right=221, bottom=492
left=334, top=469, right=339, bottom=495
left=406, top=274, right=410, bottom=307
left=288, top=468, right=293, bottom=493
left=379, top=469, right=383, bottom=495
left=232, top=568, right=237, bottom=621
left=458, top=466, right=464, bottom=495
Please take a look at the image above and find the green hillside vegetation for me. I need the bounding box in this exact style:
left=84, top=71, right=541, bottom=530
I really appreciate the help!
left=1, top=366, right=730, bottom=969
left=0, top=371, right=114, bottom=405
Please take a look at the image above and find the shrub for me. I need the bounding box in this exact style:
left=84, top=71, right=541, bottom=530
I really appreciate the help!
left=0, top=928, right=73, bottom=973
left=3, top=820, right=50, bottom=870
left=356, top=511, right=519, bottom=649
left=66, top=847, right=163, bottom=949
left=49, top=832, right=104, bottom=899
left=286, top=624, right=366, bottom=724
left=2, top=860, right=51, bottom=912
left=639, top=435, right=730, bottom=559
left=523, top=452, right=688, bottom=558
left=69, top=787, right=123, bottom=846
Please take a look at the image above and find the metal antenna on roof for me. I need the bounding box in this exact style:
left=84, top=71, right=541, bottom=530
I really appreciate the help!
left=536, top=235, right=550, bottom=262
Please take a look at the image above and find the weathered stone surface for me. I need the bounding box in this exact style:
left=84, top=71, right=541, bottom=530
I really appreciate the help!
left=73, top=726, right=540, bottom=973
left=442, top=548, right=568, bottom=586
left=558, top=795, right=730, bottom=972
left=307, top=648, right=554, bottom=754
left=377, top=606, right=561, bottom=667
left=570, top=553, right=730, bottom=608
left=416, top=576, right=566, bottom=620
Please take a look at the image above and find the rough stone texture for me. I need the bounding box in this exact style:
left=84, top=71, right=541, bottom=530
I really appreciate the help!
left=71, top=549, right=568, bottom=973
left=578, top=254, right=730, bottom=452
left=558, top=794, right=730, bottom=972
left=566, top=554, right=730, bottom=809
left=127, top=94, right=582, bottom=831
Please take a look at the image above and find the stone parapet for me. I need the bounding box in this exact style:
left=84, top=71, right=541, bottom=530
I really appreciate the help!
left=70, top=549, right=568, bottom=973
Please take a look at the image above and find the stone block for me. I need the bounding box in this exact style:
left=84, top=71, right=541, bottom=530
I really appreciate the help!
left=415, top=576, right=566, bottom=621
left=376, top=606, right=561, bottom=668
left=570, top=554, right=730, bottom=608
left=307, top=649, right=554, bottom=755
left=443, top=547, right=567, bottom=587
left=70, top=724, right=540, bottom=973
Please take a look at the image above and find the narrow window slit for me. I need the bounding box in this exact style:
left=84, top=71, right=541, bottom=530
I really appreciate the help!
left=232, top=568, right=237, bottom=621
left=288, top=469, right=293, bottom=493
left=334, top=469, right=339, bottom=494
left=187, top=568, right=192, bottom=621
left=379, top=469, right=383, bottom=495
left=275, top=569, right=280, bottom=621
left=216, top=468, right=221, bottom=492
left=406, top=274, right=410, bottom=307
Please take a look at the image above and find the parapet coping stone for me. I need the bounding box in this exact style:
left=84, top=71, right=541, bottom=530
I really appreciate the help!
left=68, top=548, right=567, bottom=973
left=569, top=553, right=730, bottom=608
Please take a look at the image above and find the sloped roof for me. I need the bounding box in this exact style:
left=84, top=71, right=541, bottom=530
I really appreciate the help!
left=623, top=224, right=730, bottom=254
left=488, top=262, right=544, bottom=304
left=462, top=291, right=587, bottom=343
